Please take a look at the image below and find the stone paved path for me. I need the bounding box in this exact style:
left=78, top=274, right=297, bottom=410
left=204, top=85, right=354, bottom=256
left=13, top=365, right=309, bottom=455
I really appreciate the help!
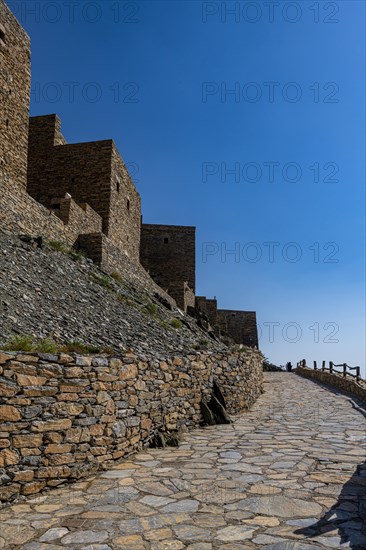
left=1, top=373, right=365, bottom=550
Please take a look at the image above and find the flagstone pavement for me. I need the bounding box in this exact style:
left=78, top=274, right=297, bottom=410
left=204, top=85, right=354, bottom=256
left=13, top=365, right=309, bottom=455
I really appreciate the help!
left=1, top=372, right=365, bottom=550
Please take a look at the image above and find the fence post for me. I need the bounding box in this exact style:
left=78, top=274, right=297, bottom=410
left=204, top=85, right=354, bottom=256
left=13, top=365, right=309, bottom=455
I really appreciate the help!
left=356, top=367, right=360, bottom=382
left=322, top=360, right=325, bottom=371
left=343, top=363, right=347, bottom=377
left=329, top=361, right=333, bottom=374
left=313, top=361, right=317, bottom=370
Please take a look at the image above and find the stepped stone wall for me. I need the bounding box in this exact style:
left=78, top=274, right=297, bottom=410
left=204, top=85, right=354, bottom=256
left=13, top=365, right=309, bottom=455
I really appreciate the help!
left=27, top=115, right=141, bottom=262
left=0, top=348, right=263, bottom=502
left=295, top=366, right=366, bottom=402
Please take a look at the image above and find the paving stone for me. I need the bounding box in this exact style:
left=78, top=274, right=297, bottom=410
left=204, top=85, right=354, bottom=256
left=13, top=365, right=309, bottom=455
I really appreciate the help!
left=140, top=495, right=174, bottom=507
left=161, top=499, right=200, bottom=513
left=39, top=527, right=69, bottom=541
left=215, top=525, right=256, bottom=541
left=60, top=530, right=109, bottom=544
left=172, top=524, right=211, bottom=541
left=236, top=495, right=322, bottom=517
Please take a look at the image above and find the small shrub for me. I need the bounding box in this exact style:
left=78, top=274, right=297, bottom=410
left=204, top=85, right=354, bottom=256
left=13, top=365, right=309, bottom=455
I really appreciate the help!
left=145, top=303, right=157, bottom=316
left=2, top=335, right=60, bottom=353
left=69, top=249, right=87, bottom=262
left=62, top=341, right=103, bottom=354
left=111, top=271, right=123, bottom=284
left=91, top=273, right=114, bottom=291
left=2, top=334, right=35, bottom=352
left=36, top=338, right=60, bottom=353
left=48, top=240, right=69, bottom=254
left=117, top=293, right=135, bottom=307
left=170, top=319, right=182, bottom=330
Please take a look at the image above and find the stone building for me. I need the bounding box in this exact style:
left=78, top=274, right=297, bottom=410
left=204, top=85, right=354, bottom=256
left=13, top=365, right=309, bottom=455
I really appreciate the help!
left=27, top=115, right=141, bottom=262
left=196, top=296, right=259, bottom=349
left=0, top=0, right=30, bottom=187
left=140, top=224, right=196, bottom=311
left=0, top=0, right=259, bottom=347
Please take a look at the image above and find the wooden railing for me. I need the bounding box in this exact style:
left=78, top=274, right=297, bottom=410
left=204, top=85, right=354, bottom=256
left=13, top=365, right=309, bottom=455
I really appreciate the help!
left=296, top=359, right=362, bottom=382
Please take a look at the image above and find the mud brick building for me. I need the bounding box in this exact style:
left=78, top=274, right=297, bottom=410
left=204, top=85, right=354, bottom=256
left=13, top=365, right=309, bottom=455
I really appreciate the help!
left=140, top=224, right=196, bottom=311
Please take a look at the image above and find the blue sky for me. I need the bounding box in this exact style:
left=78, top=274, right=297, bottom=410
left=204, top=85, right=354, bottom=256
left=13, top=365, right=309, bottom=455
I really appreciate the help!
left=9, top=0, right=365, bottom=374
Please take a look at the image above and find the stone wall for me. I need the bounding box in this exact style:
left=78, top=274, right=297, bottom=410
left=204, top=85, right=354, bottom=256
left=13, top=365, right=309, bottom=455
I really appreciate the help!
left=195, top=298, right=259, bottom=349
left=76, top=232, right=176, bottom=307
left=295, top=367, right=366, bottom=401
left=1, top=177, right=101, bottom=248
left=217, top=310, right=259, bottom=349
left=53, top=198, right=103, bottom=236
left=27, top=115, right=141, bottom=262
left=0, top=348, right=263, bottom=502
left=196, top=296, right=218, bottom=326
left=140, top=224, right=196, bottom=310
left=0, top=0, right=31, bottom=187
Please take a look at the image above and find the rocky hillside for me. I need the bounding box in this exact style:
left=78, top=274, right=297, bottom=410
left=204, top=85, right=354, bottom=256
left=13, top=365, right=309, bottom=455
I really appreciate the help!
left=0, top=231, right=224, bottom=356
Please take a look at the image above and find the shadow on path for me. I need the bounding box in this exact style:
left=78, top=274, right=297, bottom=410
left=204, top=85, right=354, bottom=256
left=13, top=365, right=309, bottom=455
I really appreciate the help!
left=295, top=460, right=366, bottom=549
left=294, top=377, right=366, bottom=549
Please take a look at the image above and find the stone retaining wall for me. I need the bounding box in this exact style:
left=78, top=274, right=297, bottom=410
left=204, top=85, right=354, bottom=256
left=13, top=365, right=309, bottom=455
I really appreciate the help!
left=295, top=367, right=366, bottom=401
left=0, top=348, right=263, bottom=502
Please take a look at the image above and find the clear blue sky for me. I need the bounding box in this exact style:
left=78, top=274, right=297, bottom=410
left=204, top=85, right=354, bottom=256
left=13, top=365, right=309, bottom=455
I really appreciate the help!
left=9, top=0, right=365, bottom=374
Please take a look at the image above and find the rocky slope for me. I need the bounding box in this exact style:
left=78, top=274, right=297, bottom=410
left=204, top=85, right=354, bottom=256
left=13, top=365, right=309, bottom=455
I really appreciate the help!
left=0, top=231, right=224, bottom=356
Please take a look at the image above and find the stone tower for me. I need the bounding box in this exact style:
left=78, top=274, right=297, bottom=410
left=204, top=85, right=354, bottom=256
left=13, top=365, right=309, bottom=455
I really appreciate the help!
left=0, top=0, right=31, bottom=187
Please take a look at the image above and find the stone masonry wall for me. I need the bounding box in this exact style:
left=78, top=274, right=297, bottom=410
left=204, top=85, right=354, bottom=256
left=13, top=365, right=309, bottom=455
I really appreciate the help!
left=27, top=115, right=141, bottom=262
left=27, top=120, right=114, bottom=233
left=0, top=0, right=31, bottom=187
left=0, top=348, right=263, bottom=502
left=140, top=224, right=196, bottom=310
left=196, top=297, right=218, bottom=326
left=76, top=232, right=176, bottom=307
left=295, top=366, right=366, bottom=402
left=1, top=177, right=101, bottom=248
left=53, top=198, right=103, bottom=236
left=217, top=310, right=259, bottom=349
left=107, top=142, right=141, bottom=262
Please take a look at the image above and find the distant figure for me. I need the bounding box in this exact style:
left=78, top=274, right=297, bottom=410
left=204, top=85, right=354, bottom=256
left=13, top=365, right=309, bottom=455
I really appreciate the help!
left=286, top=362, right=292, bottom=372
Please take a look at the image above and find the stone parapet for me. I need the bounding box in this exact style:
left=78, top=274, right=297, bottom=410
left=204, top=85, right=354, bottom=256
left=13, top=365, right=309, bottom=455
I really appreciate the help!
left=295, top=366, right=366, bottom=401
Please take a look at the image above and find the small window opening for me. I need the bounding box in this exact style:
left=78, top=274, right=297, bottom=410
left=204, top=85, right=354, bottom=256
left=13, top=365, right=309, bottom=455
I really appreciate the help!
left=116, top=178, right=120, bottom=193
left=5, top=119, right=9, bottom=128
left=53, top=203, right=61, bottom=210
left=127, top=199, right=130, bottom=211
left=0, top=29, right=5, bottom=44
left=71, top=177, right=75, bottom=183
left=164, top=237, right=169, bottom=244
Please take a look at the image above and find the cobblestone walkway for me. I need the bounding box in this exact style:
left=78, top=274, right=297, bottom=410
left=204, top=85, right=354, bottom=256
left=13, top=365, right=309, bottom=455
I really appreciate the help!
left=1, top=373, right=365, bottom=549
